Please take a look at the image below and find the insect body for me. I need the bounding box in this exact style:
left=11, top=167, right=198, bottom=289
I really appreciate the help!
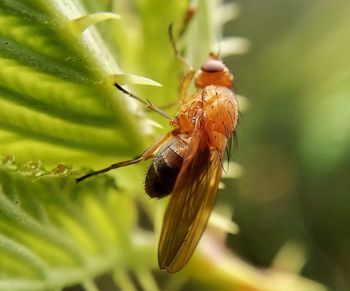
left=156, top=58, right=238, bottom=272
left=145, top=135, right=187, bottom=198
left=76, top=54, right=238, bottom=273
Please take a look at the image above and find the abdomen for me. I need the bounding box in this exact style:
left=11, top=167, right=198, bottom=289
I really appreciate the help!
left=145, top=136, right=188, bottom=198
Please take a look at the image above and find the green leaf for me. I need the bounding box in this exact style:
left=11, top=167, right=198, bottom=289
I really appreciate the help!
left=72, top=12, right=121, bottom=33
left=0, top=0, right=148, bottom=166
left=0, top=159, right=139, bottom=290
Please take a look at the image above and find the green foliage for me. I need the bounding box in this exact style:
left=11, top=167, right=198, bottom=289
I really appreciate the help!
left=0, top=158, right=139, bottom=290
left=0, top=0, right=151, bottom=167
left=0, top=0, right=181, bottom=289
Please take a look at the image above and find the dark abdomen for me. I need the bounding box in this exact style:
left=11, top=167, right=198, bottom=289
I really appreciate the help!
left=145, top=136, right=188, bottom=198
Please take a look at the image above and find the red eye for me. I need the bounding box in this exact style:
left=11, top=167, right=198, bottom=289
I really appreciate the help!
left=201, top=60, right=225, bottom=73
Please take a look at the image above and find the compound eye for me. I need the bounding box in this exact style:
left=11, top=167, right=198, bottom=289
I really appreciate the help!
left=201, top=60, right=225, bottom=73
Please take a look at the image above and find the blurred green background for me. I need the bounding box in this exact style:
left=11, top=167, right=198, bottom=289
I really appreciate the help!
left=223, top=0, right=350, bottom=290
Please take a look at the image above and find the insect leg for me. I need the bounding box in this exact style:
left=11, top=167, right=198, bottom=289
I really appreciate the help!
left=75, top=157, right=143, bottom=182
left=168, top=24, right=195, bottom=104
left=178, top=2, right=196, bottom=38
left=168, top=24, right=191, bottom=70
left=114, top=83, right=171, bottom=119
left=179, top=70, right=195, bottom=104
left=76, top=132, right=173, bottom=183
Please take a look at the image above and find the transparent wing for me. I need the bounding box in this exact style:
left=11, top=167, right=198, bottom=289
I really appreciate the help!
left=158, top=132, right=222, bottom=273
